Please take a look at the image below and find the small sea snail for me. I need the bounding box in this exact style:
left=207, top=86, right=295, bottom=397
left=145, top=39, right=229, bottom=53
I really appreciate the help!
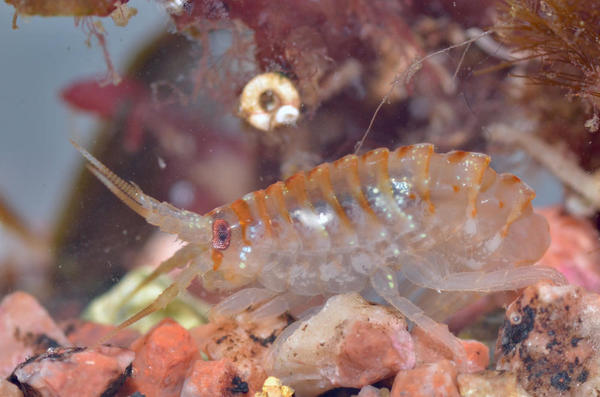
left=239, top=72, right=301, bottom=131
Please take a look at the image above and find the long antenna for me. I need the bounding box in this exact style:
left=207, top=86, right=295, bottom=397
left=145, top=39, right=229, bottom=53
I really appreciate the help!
left=354, top=30, right=492, bottom=155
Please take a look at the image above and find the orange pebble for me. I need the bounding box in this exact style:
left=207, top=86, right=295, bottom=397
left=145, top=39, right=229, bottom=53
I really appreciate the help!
left=181, top=358, right=245, bottom=397
left=411, top=327, right=489, bottom=373
left=391, top=360, right=459, bottom=397
left=124, top=319, right=198, bottom=397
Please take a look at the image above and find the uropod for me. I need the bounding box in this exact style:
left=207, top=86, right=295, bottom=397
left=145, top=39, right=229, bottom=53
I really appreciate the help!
left=72, top=141, right=565, bottom=361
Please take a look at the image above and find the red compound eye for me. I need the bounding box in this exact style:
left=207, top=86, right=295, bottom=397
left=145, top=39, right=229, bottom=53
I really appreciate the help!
left=212, top=219, right=231, bottom=250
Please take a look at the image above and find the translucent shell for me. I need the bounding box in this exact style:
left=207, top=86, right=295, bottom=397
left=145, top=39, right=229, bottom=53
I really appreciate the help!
left=211, top=144, right=561, bottom=300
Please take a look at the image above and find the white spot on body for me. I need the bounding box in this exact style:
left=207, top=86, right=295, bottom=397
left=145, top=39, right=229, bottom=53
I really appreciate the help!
left=464, top=218, right=477, bottom=235
left=484, top=232, right=503, bottom=253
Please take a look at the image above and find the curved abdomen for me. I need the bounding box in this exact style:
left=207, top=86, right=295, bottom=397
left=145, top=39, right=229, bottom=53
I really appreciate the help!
left=217, top=144, right=549, bottom=297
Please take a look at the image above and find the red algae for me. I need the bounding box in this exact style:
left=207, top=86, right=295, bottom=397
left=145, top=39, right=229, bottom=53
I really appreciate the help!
left=170, top=0, right=421, bottom=108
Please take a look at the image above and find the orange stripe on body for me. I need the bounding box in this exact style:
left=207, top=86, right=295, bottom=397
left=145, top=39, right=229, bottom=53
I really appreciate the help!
left=468, top=155, right=491, bottom=218
left=284, top=172, right=310, bottom=206
left=395, top=145, right=413, bottom=158
left=230, top=198, right=254, bottom=245
left=364, top=148, right=410, bottom=218
left=499, top=175, right=535, bottom=237
left=307, top=164, right=352, bottom=229
left=447, top=151, right=468, bottom=164
left=421, top=145, right=435, bottom=213
left=211, top=249, right=223, bottom=271
left=334, top=155, right=378, bottom=221
left=364, top=149, right=395, bottom=198
left=265, top=182, right=292, bottom=224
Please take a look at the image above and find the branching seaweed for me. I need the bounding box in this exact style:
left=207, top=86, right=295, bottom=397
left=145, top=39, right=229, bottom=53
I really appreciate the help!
left=496, top=0, right=600, bottom=113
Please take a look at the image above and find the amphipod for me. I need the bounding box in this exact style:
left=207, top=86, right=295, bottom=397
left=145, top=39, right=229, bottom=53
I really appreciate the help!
left=72, top=141, right=565, bottom=361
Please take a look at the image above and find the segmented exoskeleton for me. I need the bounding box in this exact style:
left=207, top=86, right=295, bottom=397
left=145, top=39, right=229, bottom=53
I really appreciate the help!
left=73, top=141, right=565, bottom=362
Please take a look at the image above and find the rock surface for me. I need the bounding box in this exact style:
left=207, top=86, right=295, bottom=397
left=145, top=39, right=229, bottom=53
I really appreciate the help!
left=537, top=207, right=600, bottom=292
left=269, top=293, right=415, bottom=396
left=190, top=309, right=291, bottom=395
left=457, top=370, right=531, bottom=397
left=390, top=359, right=459, bottom=397
left=123, top=318, right=198, bottom=397
left=9, top=346, right=133, bottom=397
left=0, top=292, right=71, bottom=378
left=496, top=282, right=600, bottom=396
left=254, top=376, right=295, bottom=397
left=61, top=319, right=140, bottom=348
left=181, top=358, right=249, bottom=397
left=0, top=379, right=23, bottom=397
left=355, top=385, right=391, bottom=397
left=411, top=327, right=489, bottom=373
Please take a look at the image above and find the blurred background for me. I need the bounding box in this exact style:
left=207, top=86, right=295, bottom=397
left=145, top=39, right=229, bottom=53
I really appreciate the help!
left=0, top=1, right=170, bottom=316
left=0, top=1, right=165, bottom=227
left=1, top=0, right=597, bottom=322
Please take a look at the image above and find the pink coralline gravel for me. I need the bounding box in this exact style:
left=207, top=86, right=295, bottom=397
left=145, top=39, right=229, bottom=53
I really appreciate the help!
left=411, top=327, right=489, bottom=373
left=537, top=207, right=600, bottom=292
left=0, top=292, right=71, bottom=378
left=181, top=358, right=248, bottom=397
left=0, top=379, right=23, bottom=397
left=269, top=293, right=415, bottom=396
left=336, top=320, right=416, bottom=385
left=9, top=346, right=134, bottom=397
left=457, top=370, right=532, bottom=396
left=391, top=359, right=459, bottom=397
left=123, top=318, right=199, bottom=397
left=356, top=385, right=390, bottom=396
left=496, top=282, right=600, bottom=396
left=190, top=312, right=290, bottom=395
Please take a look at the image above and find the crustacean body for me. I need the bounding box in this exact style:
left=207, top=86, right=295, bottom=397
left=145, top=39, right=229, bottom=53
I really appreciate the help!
left=72, top=142, right=565, bottom=361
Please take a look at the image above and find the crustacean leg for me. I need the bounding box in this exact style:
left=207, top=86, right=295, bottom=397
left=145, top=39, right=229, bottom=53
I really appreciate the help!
left=210, top=288, right=279, bottom=319
left=210, top=288, right=317, bottom=322
left=401, top=264, right=567, bottom=293
left=118, top=244, right=203, bottom=307
left=248, top=293, right=300, bottom=320
left=99, top=261, right=202, bottom=345
left=370, top=267, right=468, bottom=366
